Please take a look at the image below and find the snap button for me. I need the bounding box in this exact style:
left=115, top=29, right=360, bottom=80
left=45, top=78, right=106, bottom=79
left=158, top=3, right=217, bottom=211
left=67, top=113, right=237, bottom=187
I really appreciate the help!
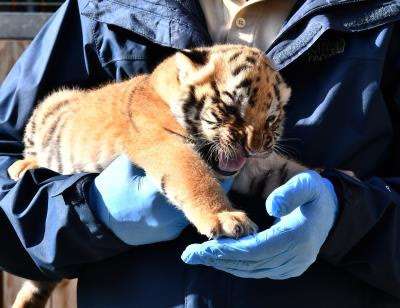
left=235, top=17, right=246, bottom=28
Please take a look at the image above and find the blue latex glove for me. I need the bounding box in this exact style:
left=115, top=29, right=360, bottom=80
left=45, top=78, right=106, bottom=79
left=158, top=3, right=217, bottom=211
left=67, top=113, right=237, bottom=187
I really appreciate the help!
left=89, top=155, right=234, bottom=245
left=181, top=170, right=338, bottom=279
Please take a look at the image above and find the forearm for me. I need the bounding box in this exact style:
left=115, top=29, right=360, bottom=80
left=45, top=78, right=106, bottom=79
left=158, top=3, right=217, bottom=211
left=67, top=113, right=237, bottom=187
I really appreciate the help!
left=320, top=169, right=400, bottom=298
left=0, top=155, right=129, bottom=280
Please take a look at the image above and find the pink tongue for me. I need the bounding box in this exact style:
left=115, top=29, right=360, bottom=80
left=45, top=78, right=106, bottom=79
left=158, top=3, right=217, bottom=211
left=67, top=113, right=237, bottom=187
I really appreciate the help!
left=218, top=153, right=247, bottom=172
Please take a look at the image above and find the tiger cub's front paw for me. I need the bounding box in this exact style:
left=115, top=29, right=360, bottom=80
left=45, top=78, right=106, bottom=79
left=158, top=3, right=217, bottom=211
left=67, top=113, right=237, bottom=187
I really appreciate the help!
left=198, top=211, right=258, bottom=239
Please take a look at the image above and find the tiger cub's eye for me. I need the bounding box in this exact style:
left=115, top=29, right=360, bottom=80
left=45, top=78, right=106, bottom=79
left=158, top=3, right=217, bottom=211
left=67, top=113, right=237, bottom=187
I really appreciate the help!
left=266, top=115, right=276, bottom=123
left=201, top=117, right=217, bottom=125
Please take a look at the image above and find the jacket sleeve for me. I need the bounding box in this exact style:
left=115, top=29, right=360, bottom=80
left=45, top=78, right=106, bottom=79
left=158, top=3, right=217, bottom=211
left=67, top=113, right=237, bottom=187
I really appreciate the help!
left=319, top=23, right=400, bottom=299
left=0, top=0, right=129, bottom=281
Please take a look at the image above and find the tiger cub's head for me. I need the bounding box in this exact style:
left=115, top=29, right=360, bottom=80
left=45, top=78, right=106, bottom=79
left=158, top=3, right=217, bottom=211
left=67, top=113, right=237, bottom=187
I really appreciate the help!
left=153, top=44, right=291, bottom=177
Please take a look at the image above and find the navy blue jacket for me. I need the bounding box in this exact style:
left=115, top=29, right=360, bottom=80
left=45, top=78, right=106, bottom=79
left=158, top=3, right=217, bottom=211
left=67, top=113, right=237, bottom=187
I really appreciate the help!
left=1, top=0, right=400, bottom=307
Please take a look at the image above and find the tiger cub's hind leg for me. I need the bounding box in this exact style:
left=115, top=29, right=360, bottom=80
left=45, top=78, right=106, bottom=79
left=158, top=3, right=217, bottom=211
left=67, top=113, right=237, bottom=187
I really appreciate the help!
left=12, top=280, right=58, bottom=308
left=8, top=157, right=39, bottom=180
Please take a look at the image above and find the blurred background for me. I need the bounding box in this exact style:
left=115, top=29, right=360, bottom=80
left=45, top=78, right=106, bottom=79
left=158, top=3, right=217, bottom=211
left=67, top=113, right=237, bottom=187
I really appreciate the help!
left=0, top=1, right=77, bottom=307
left=0, top=0, right=59, bottom=82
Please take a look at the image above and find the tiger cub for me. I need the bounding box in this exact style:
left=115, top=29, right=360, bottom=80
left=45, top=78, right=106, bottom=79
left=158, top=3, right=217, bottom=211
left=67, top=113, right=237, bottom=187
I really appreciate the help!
left=9, top=44, right=291, bottom=308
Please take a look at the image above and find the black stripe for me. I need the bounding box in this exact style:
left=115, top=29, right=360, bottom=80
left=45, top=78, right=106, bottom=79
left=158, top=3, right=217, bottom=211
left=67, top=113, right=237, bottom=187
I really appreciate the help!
left=160, top=175, right=168, bottom=195
left=180, top=49, right=209, bottom=65
left=68, top=127, right=76, bottom=172
left=211, top=110, right=222, bottom=122
left=24, top=137, right=34, bottom=148
left=27, top=113, right=37, bottom=142
left=236, top=78, right=252, bottom=89
left=41, top=99, right=72, bottom=125
left=53, top=117, right=68, bottom=174
left=24, top=149, right=37, bottom=156
left=245, top=56, right=257, bottom=64
left=275, top=73, right=283, bottom=84
left=182, top=86, right=206, bottom=139
left=194, top=97, right=205, bottom=121
left=232, top=64, right=250, bottom=76
left=216, top=104, right=228, bottom=117
left=229, top=51, right=241, bottom=62
left=246, top=87, right=251, bottom=96
left=248, top=87, right=258, bottom=107
left=41, top=111, right=68, bottom=148
left=222, top=91, right=234, bottom=101
left=266, top=92, right=272, bottom=102
left=250, top=50, right=259, bottom=57
left=94, top=163, right=103, bottom=172
left=218, top=103, right=244, bottom=124
left=210, top=80, right=220, bottom=98
left=273, top=83, right=281, bottom=102
left=24, top=111, right=38, bottom=151
left=211, top=96, right=220, bottom=104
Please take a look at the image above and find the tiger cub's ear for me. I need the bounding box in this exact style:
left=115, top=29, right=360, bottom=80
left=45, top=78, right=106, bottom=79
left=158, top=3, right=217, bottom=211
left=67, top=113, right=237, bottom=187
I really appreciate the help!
left=278, top=81, right=291, bottom=107
left=176, top=49, right=214, bottom=86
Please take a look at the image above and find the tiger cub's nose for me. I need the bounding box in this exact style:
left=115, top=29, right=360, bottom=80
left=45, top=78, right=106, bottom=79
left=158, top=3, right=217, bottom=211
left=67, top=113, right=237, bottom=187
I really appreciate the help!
left=243, top=134, right=263, bottom=156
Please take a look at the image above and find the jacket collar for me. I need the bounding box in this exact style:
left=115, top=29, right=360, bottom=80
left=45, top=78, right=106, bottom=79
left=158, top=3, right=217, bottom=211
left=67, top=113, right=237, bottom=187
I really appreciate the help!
left=278, top=0, right=368, bottom=40
left=268, top=0, right=400, bottom=69
left=82, top=0, right=400, bottom=66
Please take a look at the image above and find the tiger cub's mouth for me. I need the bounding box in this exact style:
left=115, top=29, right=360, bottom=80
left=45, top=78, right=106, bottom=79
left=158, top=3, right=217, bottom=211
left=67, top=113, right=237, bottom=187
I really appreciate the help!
left=196, top=142, right=248, bottom=177
left=217, top=152, right=247, bottom=176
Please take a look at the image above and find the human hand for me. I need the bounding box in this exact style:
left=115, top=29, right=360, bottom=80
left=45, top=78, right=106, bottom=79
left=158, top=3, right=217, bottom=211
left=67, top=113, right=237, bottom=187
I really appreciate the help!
left=181, top=170, right=338, bottom=279
left=89, top=155, right=234, bottom=245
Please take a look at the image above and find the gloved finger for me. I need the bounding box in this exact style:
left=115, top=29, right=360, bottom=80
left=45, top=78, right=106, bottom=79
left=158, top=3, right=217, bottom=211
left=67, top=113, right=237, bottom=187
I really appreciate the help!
left=181, top=223, right=296, bottom=265
left=265, top=170, right=321, bottom=218
left=181, top=237, right=260, bottom=265
left=182, top=239, right=296, bottom=271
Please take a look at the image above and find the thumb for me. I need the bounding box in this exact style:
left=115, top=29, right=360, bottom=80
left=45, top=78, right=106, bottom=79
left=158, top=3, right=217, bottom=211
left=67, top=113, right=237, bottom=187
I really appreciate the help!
left=265, top=170, right=321, bottom=218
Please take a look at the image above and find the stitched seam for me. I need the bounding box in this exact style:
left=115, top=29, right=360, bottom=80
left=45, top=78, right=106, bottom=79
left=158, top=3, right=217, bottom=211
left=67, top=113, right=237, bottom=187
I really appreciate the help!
left=273, top=1, right=399, bottom=68
left=343, top=2, right=400, bottom=30
left=277, top=0, right=366, bottom=40
left=130, top=0, right=177, bottom=12
left=90, top=16, right=108, bottom=69
left=273, top=24, right=325, bottom=66
left=112, top=0, right=200, bottom=30
left=84, top=13, right=174, bottom=61
left=98, top=0, right=202, bottom=34
left=83, top=5, right=196, bottom=49
left=103, top=57, right=146, bottom=66
left=277, top=31, right=323, bottom=68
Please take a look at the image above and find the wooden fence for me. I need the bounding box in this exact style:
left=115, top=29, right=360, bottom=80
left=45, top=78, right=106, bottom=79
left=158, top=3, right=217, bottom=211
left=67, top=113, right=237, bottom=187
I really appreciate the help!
left=1, top=40, right=77, bottom=308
